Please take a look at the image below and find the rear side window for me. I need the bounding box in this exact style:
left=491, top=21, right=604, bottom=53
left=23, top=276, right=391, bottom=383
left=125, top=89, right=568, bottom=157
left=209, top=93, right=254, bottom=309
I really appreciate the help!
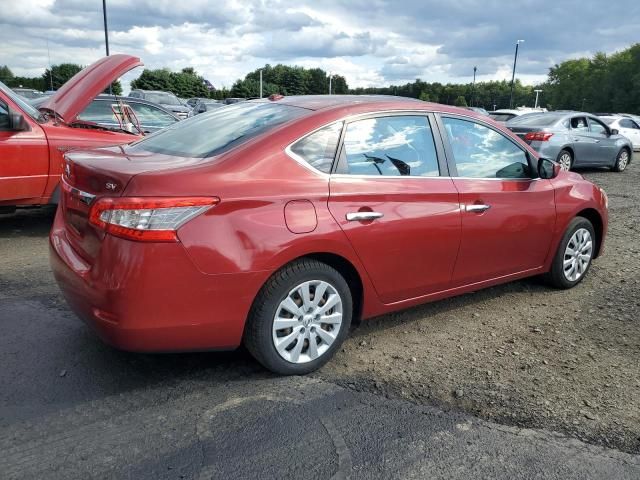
left=620, top=119, right=640, bottom=129
left=570, top=117, right=588, bottom=131
left=128, top=102, right=307, bottom=158
left=339, top=116, right=440, bottom=177
left=289, top=122, right=342, bottom=173
left=442, top=117, right=531, bottom=179
left=78, top=100, right=117, bottom=123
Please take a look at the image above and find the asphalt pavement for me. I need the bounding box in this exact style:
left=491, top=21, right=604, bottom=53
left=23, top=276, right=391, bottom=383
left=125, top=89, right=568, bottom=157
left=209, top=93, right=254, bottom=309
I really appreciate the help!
left=1, top=207, right=639, bottom=479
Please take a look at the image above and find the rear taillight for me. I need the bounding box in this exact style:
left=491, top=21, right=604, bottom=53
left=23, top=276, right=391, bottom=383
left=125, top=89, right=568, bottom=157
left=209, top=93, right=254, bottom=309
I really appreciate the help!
left=524, top=132, right=554, bottom=142
left=88, top=197, right=219, bottom=242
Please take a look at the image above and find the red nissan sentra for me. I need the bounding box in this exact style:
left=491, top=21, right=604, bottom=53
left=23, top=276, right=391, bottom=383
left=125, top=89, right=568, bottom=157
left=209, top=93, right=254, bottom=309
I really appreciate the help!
left=50, top=95, right=608, bottom=374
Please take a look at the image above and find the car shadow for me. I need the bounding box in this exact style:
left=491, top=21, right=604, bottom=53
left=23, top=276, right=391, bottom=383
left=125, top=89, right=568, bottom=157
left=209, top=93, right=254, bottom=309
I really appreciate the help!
left=0, top=206, right=56, bottom=238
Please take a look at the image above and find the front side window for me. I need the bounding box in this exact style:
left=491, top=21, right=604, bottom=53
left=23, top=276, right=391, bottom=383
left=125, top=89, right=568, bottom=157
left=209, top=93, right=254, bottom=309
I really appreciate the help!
left=289, top=122, right=342, bottom=173
left=128, top=102, right=307, bottom=158
left=340, top=116, right=440, bottom=177
left=442, top=117, right=531, bottom=179
left=588, top=118, right=608, bottom=136
left=0, top=100, right=9, bottom=129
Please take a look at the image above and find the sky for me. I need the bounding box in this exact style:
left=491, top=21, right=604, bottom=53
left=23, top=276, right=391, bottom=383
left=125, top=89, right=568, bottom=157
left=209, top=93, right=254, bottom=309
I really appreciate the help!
left=1, top=0, right=639, bottom=93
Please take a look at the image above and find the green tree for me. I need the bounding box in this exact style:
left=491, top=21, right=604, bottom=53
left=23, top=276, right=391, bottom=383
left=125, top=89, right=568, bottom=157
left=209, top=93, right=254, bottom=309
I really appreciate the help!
left=0, top=65, right=13, bottom=83
left=130, top=67, right=210, bottom=98
left=419, top=91, right=430, bottom=102
left=454, top=95, right=468, bottom=107
left=42, top=63, right=82, bottom=90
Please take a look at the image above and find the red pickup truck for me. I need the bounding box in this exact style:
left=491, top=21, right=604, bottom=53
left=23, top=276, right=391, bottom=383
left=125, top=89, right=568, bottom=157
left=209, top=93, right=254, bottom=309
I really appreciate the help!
left=0, top=55, right=142, bottom=212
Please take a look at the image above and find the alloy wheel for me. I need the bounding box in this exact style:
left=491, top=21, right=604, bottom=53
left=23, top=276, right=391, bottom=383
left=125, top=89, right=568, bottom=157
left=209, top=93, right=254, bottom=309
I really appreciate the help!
left=272, top=280, right=343, bottom=364
left=563, top=228, right=593, bottom=282
left=559, top=153, right=572, bottom=171
left=617, top=150, right=629, bottom=171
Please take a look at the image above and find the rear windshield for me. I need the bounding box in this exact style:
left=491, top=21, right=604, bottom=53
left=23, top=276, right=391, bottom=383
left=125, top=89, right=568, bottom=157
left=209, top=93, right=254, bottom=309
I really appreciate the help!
left=489, top=113, right=515, bottom=122
left=507, top=114, right=563, bottom=126
left=600, top=117, right=615, bottom=125
left=145, top=92, right=181, bottom=105
left=127, top=102, right=307, bottom=158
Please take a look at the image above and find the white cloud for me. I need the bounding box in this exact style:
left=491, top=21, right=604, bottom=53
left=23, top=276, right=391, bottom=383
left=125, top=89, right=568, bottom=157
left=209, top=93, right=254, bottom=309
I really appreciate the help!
left=1, top=0, right=638, bottom=91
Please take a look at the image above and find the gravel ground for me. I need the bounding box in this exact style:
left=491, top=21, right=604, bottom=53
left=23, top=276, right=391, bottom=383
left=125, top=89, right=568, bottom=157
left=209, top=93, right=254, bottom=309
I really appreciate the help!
left=320, top=163, right=640, bottom=454
left=1, top=162, right=638, bottom=460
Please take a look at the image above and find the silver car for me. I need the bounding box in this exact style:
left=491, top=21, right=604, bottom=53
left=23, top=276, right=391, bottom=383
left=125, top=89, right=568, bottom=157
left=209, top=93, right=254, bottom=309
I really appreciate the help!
left=506, top=112, right=633, bottom=172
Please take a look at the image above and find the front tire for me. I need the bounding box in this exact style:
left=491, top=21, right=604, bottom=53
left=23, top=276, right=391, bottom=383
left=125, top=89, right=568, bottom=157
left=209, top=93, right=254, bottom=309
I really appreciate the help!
left=544, top=217, right=595, bottom=289
left=612, top=148, right=630, bottom=172
left=244, top=259, right=352, bottom=375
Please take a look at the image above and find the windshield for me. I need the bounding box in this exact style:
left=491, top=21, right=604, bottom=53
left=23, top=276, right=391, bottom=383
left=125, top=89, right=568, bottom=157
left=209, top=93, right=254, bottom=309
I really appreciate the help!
left=600, top=117, right=616, bottom=125
left=0, top=80, right=42, bottom=121
left=145, top=92, right=181, bottom=105
left=127, top=102, right=308, bottom=158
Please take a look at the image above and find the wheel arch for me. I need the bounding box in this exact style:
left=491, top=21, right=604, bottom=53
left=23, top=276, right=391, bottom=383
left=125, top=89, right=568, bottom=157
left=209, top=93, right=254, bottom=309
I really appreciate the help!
left=575, top=208, right=604, bottom=258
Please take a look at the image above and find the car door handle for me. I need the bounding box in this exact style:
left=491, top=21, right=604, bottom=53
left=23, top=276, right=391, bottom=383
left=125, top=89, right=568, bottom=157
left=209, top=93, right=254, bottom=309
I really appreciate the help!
left=465, top=204, right=491, bottom=213
left=346, top=211, right=384, bottom=221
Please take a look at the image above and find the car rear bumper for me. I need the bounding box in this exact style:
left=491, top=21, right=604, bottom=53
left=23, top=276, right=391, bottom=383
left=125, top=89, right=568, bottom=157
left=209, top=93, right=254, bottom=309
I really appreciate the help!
left=49, top=207, right=267, bottom=352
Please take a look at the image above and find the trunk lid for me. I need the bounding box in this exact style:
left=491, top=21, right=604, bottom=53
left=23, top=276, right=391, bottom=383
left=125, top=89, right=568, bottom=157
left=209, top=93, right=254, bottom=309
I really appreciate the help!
left=40, top=54, right=142, bottom=124
left=507, top=126, right=539, bottom=144
left=61, top=146, right=202, bottom=263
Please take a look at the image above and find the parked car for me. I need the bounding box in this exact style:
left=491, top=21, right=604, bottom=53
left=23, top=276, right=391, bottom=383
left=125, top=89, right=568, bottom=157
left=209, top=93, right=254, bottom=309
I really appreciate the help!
left=599, top=116, right=640, bottom=150
left=31, top=94, right=180, bottom=133
left=11, top=87, right=44, bottom=100
left=0, top=54, right=142, bottom=211
left=51, top=95, right=608, bottom=375
left=489, top=108, right=546, bottom=123
left=185, top=97, right=208, bottom=108
left=464, top=106, right=489, bottom=116
left=128, top=89, right=191, bottom=119
left=222, top=97, right=246, bottom=105
left=506, top=112, right=633, bottom=171
left=188, top=99, right=223, bottom=116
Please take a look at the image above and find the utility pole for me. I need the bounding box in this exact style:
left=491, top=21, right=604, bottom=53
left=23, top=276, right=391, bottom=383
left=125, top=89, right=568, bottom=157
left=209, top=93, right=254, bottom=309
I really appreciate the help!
left=328, top=72, right=332, bottom=95
left=534, top=89, right=542, bottom=108
left=509, top=39, right=524, bottom=108
left=259, top=69, right=263, bottom=98
left=471, top=66, right=477, bottom=107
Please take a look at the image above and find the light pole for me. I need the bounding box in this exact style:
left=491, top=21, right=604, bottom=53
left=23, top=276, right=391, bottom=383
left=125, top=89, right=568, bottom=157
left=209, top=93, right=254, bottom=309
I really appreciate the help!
left=259, top=69, right=263, bottom=98
left=471, top=66, right=477, bottom=107
left=534, top=89, right=542, bottom=108
left=328, top=72, right=333, bottom=95
left=102, top=0, right=110, bottom=56
left=509, top=39, right=524, bottom=108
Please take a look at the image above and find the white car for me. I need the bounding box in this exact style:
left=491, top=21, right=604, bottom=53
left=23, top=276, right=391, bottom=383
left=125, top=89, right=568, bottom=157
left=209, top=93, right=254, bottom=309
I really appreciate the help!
left=488, top=107, right=547, bottom=123
left=601, top=116, right=640, bottom=150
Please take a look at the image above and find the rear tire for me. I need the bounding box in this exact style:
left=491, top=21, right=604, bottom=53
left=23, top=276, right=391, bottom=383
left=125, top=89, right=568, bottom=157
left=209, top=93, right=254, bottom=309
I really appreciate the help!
left=557, top=149, right=573, bottom=171
left=612, top=148, right=630, bottom=172
left=544, top=217, right=595, bottom=289
left=244, top=259, right=352, bottom=375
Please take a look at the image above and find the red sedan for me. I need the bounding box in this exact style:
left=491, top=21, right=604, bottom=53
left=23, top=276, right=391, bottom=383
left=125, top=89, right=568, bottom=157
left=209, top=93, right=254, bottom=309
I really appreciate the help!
left=50, top=96, right=608, bottom=374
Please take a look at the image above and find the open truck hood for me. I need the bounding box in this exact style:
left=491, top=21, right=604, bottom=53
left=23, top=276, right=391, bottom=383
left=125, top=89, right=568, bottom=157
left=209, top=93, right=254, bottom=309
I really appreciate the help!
left=40, top=54, right=143, bottom=124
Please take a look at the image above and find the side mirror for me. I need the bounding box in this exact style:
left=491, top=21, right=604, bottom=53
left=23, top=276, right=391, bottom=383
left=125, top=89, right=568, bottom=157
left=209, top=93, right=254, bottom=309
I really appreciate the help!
left=538, top=157, right=559, bottom=179
left=610, top=128, right=619, bottom=135
left=198, top=104, right=207, bottom=113
left=8, top=109, right=29, bottom=131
